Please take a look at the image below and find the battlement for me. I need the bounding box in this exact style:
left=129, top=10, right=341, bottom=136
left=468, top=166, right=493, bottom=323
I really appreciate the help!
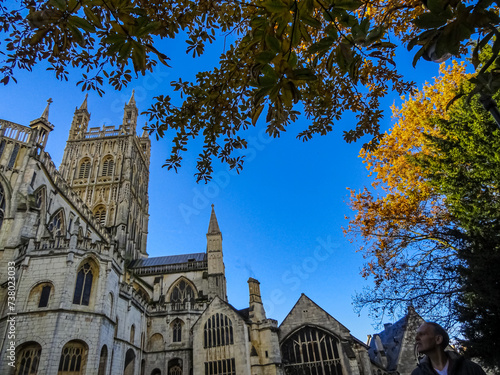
left=84, top=125, right=121, bottom=139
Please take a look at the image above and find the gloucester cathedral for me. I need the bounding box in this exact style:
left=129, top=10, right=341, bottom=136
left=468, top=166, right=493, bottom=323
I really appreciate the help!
left=0, top=95, right=422, bottom=375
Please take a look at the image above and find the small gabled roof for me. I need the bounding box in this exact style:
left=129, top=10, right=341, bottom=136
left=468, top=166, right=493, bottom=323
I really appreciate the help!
left=279, top=293, right=367, bottom=347
left=129, top=252, right=206, bottom=268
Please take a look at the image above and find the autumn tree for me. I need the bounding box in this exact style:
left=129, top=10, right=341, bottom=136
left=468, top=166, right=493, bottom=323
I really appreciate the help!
left=1, top=0, right=499, bottom=180
left=345, top=61, right=470, bottom=326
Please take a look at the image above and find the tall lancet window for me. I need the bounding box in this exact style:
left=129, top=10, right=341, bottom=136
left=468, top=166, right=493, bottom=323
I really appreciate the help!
left=101, top=156, right=114, bottom=176
left=203, top=313, right=233, bottom=348
left=94, top=206, right=106, bottom=226
left=78, top=158, right=91, bottom=179
left=73, top=262, right=94, bottom=306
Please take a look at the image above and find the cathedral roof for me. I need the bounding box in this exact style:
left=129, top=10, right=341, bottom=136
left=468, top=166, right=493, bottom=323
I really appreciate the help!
left=129, top=252, right=206, bottom=268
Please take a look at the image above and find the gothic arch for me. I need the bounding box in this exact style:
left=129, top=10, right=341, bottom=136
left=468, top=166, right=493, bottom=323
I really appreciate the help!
left=93, top=205, right=106, bottom=226
left=203, top=313, right=234, bottom=348
left=123, top=348, right=136, bottom=375
left=166, top=277, right=197, bottom=306
left=101, top=155, right=114, bottom=176
left=168, top=358, right=182, bottom=375
left=78, top=158, right=91, bottom=179
left=97, top=345, right=108, bottom=375
left=147, top=333, right=164, bottom=352
left=280, top=325, right=343, bottom=375
left=72, top=257, right=99, bottom=307
left=171, top=318, right=183, bottom=343
left=57, top=339, right=88, bottom=375
left=25, top=281, right=54, bottom=310
left=130, top=324, right=136, bottom=345
left=107, top=292, right=114, bottom=317
left=48, top=208, right=66, bottom=237
left=33, top=185, right=46, bottom=211
left=15, top=341, right=42, bottom=375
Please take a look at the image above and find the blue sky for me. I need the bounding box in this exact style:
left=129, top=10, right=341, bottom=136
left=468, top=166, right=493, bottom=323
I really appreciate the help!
left=0, top=32, right=443, bottom=341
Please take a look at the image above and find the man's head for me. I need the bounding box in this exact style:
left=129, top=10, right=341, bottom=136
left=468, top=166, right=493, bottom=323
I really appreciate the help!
left=415, top=322, right=450, bottom=355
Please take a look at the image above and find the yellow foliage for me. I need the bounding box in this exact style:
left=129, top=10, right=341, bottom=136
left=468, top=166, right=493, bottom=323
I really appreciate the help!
left=345, top=61, right=469, bottom=283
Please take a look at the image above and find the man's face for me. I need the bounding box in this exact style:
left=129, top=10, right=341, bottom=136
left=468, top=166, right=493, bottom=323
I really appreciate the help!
left=415, top=323, right=441, bottom=354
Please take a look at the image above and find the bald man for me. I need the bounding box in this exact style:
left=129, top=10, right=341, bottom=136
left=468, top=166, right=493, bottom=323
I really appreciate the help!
left=412, top=322, right=486, bottom=375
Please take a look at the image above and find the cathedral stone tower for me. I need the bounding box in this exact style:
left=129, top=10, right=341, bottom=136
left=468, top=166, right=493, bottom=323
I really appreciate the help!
left=206, top=204, right=227, bottom=301
left=59, top=92, right=151, bottom=259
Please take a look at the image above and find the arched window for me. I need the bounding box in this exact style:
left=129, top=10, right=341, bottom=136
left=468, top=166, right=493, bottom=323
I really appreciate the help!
left=16, top=342, right=42, bottom=375
left=123, top=349, right=136, bottom=375
left=48, top=209, right=65, bottom=236
left=101, top=156, right=114, bottom=176
left=172, top=319, right=183, bottom=342
left=169, top=278, right=195, bottom=310
left=168, top=359, right=182, bottom=375
left=97, top=345, right=108, bottom=375
left=148, top=333, right=164, bottom=352
left=39, top=284, right=51, bottom=307
left=73, top=262, right=94, bottom=306
left=34, top=186, right=46, bottom=210
left=78, top=159, right=91, bottom=179
left=0, top=183, right=6, bottom=231
left=281, top=326, right=343, bottom=375
left=203, top=313, right=233, bottom=348
left=151, top=369, right=162, bottom=375
left=130, top=325, right=135, bottom=344
left=58, top=340, right=88, bottom=375
left=94, top=206, right=106, bottom=226
left=27, top=282, right=53, bottom=310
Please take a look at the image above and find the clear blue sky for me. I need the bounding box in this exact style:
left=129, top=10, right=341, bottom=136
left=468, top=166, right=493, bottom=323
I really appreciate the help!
left=0, top=33, right=442, bottom=342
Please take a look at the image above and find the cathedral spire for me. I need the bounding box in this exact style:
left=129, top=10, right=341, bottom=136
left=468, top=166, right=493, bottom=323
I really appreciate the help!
left=79, top=93, right=88, bottom=110
left=128, top=89, right=136, bottom=105
left=41, top=98, right=53, bottom=120
left=207, top=204, right=221, bottom=234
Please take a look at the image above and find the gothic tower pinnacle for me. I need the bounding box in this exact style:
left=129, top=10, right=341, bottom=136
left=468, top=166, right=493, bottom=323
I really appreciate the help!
left=122, top=90, right=138, bottom=135
left=68, top=94, right=90, bottom=140
left=206, top=205, right=227, bottom=301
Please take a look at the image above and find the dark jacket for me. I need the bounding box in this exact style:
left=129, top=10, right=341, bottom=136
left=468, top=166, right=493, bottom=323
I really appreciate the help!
left=411, top=351, right=486, bottom=375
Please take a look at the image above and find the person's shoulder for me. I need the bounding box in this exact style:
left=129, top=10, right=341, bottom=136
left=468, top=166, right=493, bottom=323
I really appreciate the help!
left=459, top=357, right=487, bottom=375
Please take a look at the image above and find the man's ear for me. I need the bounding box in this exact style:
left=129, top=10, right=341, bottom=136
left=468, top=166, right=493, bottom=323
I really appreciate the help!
left=436, top=335, right=443, bottom=345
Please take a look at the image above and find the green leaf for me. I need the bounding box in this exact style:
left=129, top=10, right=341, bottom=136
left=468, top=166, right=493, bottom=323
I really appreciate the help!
left=366, top=26, right=385, bottom=45
left=332, top=0, right=362, bottom=11
left=265, top=33, right=282, bottom=53
left=256, top=50, right=278, bottom=64
left=414, top=12, right=449, bottom=29
left=83, top=6, right=103, bottom=28
left=252, top=104, right=265, bottom=125
left=132, top=43, right=147, bottom=71
left=300, top=15, right=322, bottom=29
left=102, top=34, right=127, bottom=44
left=291, top=68, right=317, bottom=81
left=69, top=16, right=96, bottom=32
left=48, top=0, right=67, bottom=11
left=262, top=0, right=289, bottom=13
